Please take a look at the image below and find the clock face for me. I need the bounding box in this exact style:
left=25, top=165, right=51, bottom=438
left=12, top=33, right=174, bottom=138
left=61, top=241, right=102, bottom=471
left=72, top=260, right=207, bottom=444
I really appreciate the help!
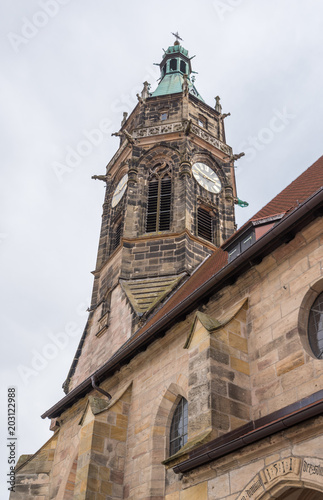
left=111, top=174, right=128, bottom=207
left=192, top=162, right=222, bottom=193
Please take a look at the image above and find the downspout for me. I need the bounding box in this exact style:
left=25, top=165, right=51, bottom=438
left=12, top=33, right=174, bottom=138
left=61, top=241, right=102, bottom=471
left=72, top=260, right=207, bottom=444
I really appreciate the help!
left=91, top=376, right=112, bottom=400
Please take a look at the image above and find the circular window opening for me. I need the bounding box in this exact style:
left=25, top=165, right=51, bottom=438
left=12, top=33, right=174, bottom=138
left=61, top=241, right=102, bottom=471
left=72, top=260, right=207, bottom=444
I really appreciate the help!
left=308, top=291, right=323, bottom=359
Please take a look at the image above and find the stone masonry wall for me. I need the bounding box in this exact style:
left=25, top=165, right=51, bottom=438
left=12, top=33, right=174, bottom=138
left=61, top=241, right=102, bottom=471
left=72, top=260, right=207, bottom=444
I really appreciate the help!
left=69, top=282, right=133, bottom=392
left=14, top=217, right=323, bottom=499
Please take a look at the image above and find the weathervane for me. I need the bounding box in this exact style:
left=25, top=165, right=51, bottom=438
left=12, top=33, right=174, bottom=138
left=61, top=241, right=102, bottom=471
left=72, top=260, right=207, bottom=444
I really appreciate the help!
left=171, top=31, right=183, bottom=43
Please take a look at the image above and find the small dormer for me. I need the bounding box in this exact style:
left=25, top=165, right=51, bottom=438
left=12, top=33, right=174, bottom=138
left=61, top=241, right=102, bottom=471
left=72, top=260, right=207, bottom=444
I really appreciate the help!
left=223, top=215, right=284, bottom=262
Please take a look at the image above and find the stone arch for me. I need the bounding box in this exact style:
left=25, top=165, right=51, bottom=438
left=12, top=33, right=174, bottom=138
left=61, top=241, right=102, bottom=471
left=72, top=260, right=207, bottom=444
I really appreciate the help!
left=298, top=277, right=323, bottom=358
left=137, top=145, right=181, bottom=235
left=148, top=381, right=188, bottom=498
left=261, top=482, right=323, bottom=499
left=236, top=456, right=323, bottom=500
left=138, top=143, right=181, bottom=170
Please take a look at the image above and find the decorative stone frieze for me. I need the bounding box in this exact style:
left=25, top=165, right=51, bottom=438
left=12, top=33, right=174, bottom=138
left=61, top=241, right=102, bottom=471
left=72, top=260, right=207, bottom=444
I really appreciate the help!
left=133, top=120, right=233, bottom=156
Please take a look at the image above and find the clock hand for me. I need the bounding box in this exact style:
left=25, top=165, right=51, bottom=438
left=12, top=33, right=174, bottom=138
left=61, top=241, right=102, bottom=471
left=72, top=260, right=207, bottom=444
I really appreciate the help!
left=200, top=172, right=218, bottom=183
left=114, top=181, right=127, bottom=195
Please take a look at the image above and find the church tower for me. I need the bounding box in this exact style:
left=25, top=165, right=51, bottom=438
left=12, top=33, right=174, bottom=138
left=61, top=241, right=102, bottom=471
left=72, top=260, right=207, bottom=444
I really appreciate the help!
left=64, top=36, right=239, bottom=392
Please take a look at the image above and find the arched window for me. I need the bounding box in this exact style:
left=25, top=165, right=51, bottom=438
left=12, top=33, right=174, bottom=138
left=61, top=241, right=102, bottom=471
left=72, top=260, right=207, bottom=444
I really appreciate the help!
left=170, top=58, right=177, bottom=71
left=146, top=175, right=171, bottom=232
left=180, top=60, right=186, bottom=73
left=308, top=291, right=323, bottom=359
left=170, top=397, right=188, bottom=455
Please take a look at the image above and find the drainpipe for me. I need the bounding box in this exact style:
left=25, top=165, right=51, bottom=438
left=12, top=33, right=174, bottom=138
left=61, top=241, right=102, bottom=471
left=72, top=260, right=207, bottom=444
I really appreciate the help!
left=91, top=376, right=112, bottom=400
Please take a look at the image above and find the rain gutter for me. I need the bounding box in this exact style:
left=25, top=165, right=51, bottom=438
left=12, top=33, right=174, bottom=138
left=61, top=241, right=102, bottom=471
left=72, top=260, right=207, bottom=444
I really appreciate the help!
left=173, top=389, right=323, bottom=473
left=41, top=187, right=323, bottom=420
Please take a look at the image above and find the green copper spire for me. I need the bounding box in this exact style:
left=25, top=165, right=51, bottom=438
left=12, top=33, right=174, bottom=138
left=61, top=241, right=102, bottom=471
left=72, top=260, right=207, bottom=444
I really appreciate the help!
left=151, top=37, right=204, bottom=101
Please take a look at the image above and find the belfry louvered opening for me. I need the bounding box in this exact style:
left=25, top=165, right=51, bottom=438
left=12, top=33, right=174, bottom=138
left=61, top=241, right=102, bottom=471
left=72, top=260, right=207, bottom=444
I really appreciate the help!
left=197, top=207, right=213, bottom=242
left=112, top=221, right=123, bottom=251
left=146, top=176, right=171, bottom=232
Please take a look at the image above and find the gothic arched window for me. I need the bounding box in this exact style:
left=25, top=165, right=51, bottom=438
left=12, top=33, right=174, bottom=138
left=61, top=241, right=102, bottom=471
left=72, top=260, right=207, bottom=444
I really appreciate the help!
left=146, top=174, right=171, bottom=233
left=308, top=292, right=323, bottom=359
left=170, top=397, right=188, bottom=455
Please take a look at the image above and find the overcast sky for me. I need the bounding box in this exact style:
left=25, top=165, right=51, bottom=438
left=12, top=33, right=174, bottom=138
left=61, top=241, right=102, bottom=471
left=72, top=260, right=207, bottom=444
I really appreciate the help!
left=1, top=0, right=323, bottom=491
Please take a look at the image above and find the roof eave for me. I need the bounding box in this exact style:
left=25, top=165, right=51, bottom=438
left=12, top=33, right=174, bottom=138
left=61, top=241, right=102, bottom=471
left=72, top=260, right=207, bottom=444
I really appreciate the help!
left=173, top=389, right=323, bottom=474
left=41, top=187, right=323, bottom=420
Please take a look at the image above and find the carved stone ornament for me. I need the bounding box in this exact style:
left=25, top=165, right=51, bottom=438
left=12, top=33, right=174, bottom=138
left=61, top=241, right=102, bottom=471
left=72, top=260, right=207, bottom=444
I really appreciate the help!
left=128, top=163, right=138, bottom=185
left=149, top=161, right=171, bottom=179
left=182, top=74, right=189, bottom=96
left=179, top=161, right=192, bottom=178
left=224, top=185, right=234, bottom=201
left=133, top=121, right=184, bottom=139
left=191, top=124, right=232, bottom=155
left=133, top=121, right=232, bottom=155
left=197, top=196, right=218, bottom=210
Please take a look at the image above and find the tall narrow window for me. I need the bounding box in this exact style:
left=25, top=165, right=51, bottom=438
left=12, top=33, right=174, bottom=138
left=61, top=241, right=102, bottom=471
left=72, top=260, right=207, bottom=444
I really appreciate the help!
left=146, top=175, right=171, bottom=232
left=198, top=116, right=207, bottom=128
left=112, top=220, right=122, bottom=251
left=97, top=291, right=111, bottom=338
left=308, top=292, right=323, bottom=359
left=170, top=58, right=177, bottom=71
left=180, top=60, right=186, bottom=73
left=197, top=207, right=213, bottom=242
left=170, top=398, right=188, bottom=455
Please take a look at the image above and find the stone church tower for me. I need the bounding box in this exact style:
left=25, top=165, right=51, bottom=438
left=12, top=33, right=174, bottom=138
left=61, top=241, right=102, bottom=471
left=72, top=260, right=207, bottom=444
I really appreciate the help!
left=11, top=37, right=323, bottom=500
left=62, top=36, right=239, bottom=393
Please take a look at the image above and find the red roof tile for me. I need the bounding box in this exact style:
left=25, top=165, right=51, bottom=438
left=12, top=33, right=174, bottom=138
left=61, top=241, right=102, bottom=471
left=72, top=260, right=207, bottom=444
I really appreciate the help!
left=250, top=155, right=323, bottom=221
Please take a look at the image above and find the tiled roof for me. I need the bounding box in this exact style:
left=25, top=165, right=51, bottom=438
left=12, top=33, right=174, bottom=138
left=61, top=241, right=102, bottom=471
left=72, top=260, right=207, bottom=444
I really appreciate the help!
left=120, top=274, right=186, bottom=315
left=250, top=155, right=323, bottom=221
left=224, top=155, right=323, bottom=247
left=43, top=155, right=323, bottom=419
left=133, top=249, right=228, bottom=339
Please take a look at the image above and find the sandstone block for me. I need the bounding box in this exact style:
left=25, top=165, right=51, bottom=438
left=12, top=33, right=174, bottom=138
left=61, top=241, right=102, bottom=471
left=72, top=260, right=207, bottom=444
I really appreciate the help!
left=180, top=481, right=208, bottom=499
left=276, top=351, right=305, bottom=377
left=231, top=356, right=250, bottom=375
left=229, top=333, right=248, bottom=353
